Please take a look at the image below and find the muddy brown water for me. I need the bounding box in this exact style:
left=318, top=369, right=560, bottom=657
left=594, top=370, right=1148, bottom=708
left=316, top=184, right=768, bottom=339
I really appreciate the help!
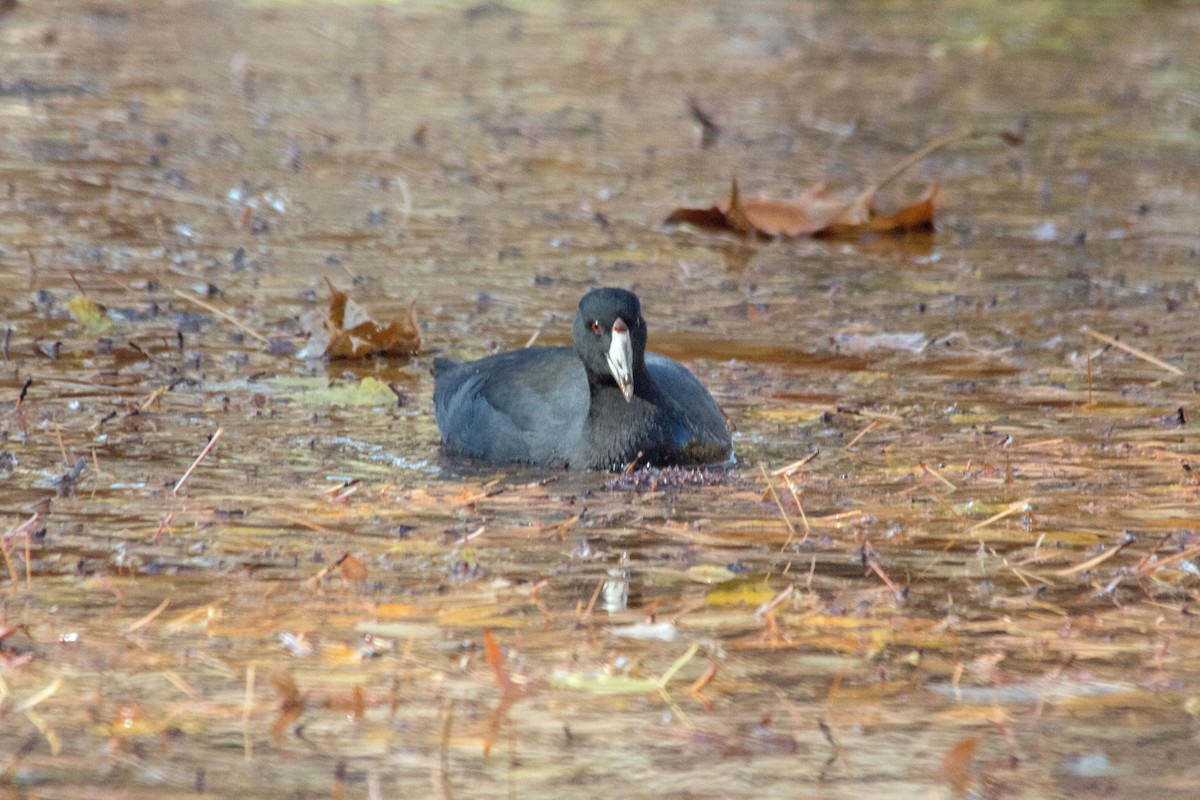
left=2, top=1, right=1200, bottom=797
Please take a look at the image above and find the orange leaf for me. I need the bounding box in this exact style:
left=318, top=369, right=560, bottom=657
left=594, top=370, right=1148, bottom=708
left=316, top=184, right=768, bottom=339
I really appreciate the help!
left=938, top=735, right=980, bottom=794
left=666, top=179, right=937, bottom=238
left=735, top=181, right=851, bottom=236
left=314, top=279, right=420, bottom=359
left=822, top=183, right=938, bottom=236
left=337, top=553, right=368, bottom=583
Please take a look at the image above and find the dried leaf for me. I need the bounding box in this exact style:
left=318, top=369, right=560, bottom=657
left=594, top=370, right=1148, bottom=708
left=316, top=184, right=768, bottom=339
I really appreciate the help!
left=373, top=602, right=416, bottom=618
left=663, top=128, right=975, bottom=238
left=67, top=295, right=113, bottom=333
left=338, top=553, right=368, bottom=583
left=662, top=203, right=729, bottom=230
left=268, top=376, right=399, bottom=406
left=938, top=735, right=980, bottom=795
left=312, top=279, right=420, bottom=359
left=666, top=179, right=937, bottom=238
left=705, top=582, right=779, bottom=606
left=821, top=183, right=938, bottom=236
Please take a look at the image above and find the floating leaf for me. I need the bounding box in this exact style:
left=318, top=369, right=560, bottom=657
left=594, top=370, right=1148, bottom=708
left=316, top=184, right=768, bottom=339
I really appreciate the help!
left=666, top=179, right=937, bottom=238
left=662, top=128, right=1006, bottom=239
left=308, top=279, right=420, bottom=359
left=705, top=582, right=779, bottom=606
left=271, top=376, right=399, bottom=406
left=68, top=294, right=113, bottom=333
left=337, top=553, right=368, bottom=582
left=938, top=736, right=980, bottom=795
left=373, top=602, right=416, bottom=618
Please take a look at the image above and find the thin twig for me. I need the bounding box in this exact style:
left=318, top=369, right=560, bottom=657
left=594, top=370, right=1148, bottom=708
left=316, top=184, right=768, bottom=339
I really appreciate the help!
left=2, top=517, right=37, bottom=595
left=786, top=482, right=812, bottom=540
left=171, top=289, right=269, bottom=344
left=1135, top=541, right=1200, bottom=577
left=1086, top=348, right=1094, bottom=406
left=581, top=577, right=604, bottom=622
left=920, top=462, right=958, bottom=492
left=755, top=585, right=795, bottom=617
left=1084, top=328, right=1183, bottom=376
left=173, top=428, right=224, bottom=495
left=1052, top=538, right=1134, bottom=577
left=862, top=542, right=901, bottom=597
left=867, top=126, right=985, bottom=197
left=760, top=464, right=796, bottom=548
left=967, top=499, right=1030, bottom=534
left=772, top=450, right=819, bottom=476
left=844, top=419, right=879, bottom=452
left=125, top=597, right=171, bottom=634
left=23, top=530, right=31, bottom=591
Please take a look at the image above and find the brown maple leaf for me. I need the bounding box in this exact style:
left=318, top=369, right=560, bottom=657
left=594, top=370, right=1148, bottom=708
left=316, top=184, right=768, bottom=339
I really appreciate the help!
left=312, top=278, right=420, bottom=359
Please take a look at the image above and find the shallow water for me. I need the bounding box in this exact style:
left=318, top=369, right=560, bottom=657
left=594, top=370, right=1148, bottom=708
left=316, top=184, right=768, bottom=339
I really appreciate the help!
left=2, top=1, right=1200, bottom=797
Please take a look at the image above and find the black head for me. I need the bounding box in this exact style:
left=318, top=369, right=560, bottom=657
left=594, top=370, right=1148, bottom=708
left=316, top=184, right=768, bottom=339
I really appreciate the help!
left=572, top=288, right=648, bottom=399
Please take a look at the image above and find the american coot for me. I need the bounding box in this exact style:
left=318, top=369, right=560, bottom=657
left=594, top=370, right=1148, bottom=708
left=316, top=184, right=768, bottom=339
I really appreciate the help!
left=434, top=288, right=733, bottom=471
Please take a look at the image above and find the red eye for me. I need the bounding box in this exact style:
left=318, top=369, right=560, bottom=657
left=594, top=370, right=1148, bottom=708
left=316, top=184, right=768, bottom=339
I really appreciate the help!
left=590, top=320, right=602, bottom=334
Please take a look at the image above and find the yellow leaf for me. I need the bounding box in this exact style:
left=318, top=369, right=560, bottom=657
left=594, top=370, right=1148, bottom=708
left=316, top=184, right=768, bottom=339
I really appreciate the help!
left=68, top=295, right=113, bottom=332
left=705, top=582, right=779, bottom=606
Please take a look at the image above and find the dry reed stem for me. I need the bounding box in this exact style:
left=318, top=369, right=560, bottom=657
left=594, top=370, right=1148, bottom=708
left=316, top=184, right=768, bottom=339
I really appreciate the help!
left=756, top=585, right=795, bottom=617
left=931, top=494, right=966, bottom=521
left=125, top=596, right=171, bottom=634
left=1084, top=328, right=1183, bottom=375
left=759, top=464, right=797, bottom=549
left=14, top=676, right=62, bottom=712
left=866, top=557, right=901, bottom=597
left=844, top=419, right=880, bottom=451
left=581, top=578, right=604, bottom=622
left=772, top=449, right=819, bottom=476
left=966, top=499, right=1030, bottom=534
left=52, top=424, right=67, bottom=465
left=1086, top=349, right=1093, bottom=406
left=787, top=482, right=812, bottom=539
left=920, top=462, right=959, bottom=492
left=1051, top=538, right=1133, bottom=577
left=173, top=427, right=224, bottom=495
left=275, top=513, right=335, bottom=534
left=23, top=532, right=31, bottom=591
left=153, top=511, right=174, bottom=544
left=161, top=670, right=198, bottom=699
left=171, top=289, right=270, bottom=344
left=0, top=540, right=18, bottom=598
left=2, top=513, right=38, bottom=596
left=1135, top=541, right=1200, bottom=577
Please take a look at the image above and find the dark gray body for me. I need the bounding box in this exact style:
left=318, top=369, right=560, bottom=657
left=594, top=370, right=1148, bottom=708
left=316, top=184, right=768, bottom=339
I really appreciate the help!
left=433, top=347, right=732, bottom=471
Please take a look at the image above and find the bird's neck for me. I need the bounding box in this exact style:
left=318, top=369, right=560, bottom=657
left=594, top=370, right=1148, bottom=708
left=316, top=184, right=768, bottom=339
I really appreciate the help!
left=588, top=363, right=658, bottom=403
